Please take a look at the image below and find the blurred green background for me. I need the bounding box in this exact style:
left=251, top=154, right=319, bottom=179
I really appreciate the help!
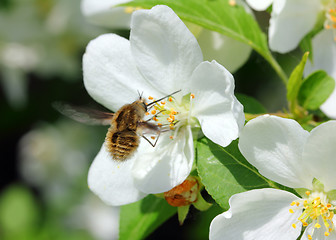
left=0, top=0, right=297, bottom=239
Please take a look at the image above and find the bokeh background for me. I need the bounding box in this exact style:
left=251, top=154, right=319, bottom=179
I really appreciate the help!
left=0, top=0, right=297, bottom=239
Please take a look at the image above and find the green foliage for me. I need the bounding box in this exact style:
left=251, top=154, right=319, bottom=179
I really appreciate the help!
left=298, top=70, right=335, bottom=110
left=287, top=52, right=309, bottom=113
left=119, top=195, right=177, bottom=240
left=196, top=138, right=275, bottom=209
left=236, top=93, right=266, bottom=114
left=0, top=185, right=39, bottom=239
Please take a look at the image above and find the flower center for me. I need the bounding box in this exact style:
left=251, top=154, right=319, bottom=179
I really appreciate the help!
left=324, top=1, right=336, bottom=41
left=290, top=191, right=335, bottom=239
left=146, top=93, right=197, bottom=140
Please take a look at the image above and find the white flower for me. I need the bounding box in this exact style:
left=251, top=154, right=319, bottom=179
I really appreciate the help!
left=210, top=115, right=336, bottom=240
left=84, top=5, right=245, bottom=206
left=247, top=0, right=336, bottom=118
left=81, top=0, right=252, bottom=73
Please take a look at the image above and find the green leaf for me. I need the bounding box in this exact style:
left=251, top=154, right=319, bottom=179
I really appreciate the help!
left=196, top=138, right=275, bottom=209
left=122, top=0, right=287, bottom=83
left=119, top=195, right=177, bottom=240
left=235, top=93, right=266, bottom=114
left=287, top=52, right=309, bottom=112
left=298, top=70, right=335, bottom=110
left=0, top=185, right=40, bottom=238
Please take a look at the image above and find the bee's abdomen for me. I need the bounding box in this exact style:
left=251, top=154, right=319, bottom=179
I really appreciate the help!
left=105, top=129, right=139, bottom=161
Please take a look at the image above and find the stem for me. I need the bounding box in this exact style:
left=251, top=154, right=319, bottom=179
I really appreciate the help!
left=266, top=54, right=288, bottom=85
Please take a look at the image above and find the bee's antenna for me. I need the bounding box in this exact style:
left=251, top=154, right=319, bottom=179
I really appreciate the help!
left=137, top=90, right=144, bottom=99
left=147, top=90, right=181, bottom=107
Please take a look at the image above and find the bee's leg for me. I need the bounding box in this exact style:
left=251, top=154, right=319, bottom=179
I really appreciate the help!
left=141, top=131, right=161, bottom=147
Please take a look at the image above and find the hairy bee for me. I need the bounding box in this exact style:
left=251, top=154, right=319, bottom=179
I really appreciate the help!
left=54, top=90, right=180, bottom=161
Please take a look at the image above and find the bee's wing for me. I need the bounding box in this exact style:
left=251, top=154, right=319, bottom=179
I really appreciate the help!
left=53, top=102, right=114, bottom=126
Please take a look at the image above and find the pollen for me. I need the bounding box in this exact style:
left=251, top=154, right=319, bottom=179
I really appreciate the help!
left=190, top=93, right=195, bottom=99
left=145, top=112, right=150, bottom=116
left=151, top=110, right=156, bottom=114
left=290, top=192, right=335, bottom=236
left=153, top=117, right=158, bottom=121
left=151, top=136, right=155, bottom=140
left=168, top=97, right=173, bottom=102
left=161, top=101, right=166, bottom=105
left=148, top=96, right=154, bottom=100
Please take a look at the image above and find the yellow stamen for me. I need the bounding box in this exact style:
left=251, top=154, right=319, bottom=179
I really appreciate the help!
left=289, top=209, right=294, bottom=213
left=292, top=223, right=296, bottom=229
left=148, top=96, right=154, bottom=100
left=168, top=97, right=173, bottom=102
left=151, top=110, right=156, bottom=114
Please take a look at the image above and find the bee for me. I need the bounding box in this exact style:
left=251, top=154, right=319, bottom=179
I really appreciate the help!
left=54, top=90, right=180, bottom=161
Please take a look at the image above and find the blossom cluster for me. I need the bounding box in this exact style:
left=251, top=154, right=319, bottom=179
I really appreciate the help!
left=78, top=1, right=336, bottom=239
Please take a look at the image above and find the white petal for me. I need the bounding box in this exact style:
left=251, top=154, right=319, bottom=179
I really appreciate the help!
left=130, top=5, right=203, bottom=95
left=304, top=30, right=336, bottom=119
left=246, top=0, right=273, bottom=11
left=302, top=121, right=336, bottom=191
left=132, top=126, right=194, bottom=193
left=190, top=61, right=245, bottom=147
left=238, top=115, right=313, bottom=189
left=88, top=144, right=146, bottom=206
left=192, top=26, right=251, bottom=73
left=269, top=0, right=321, bottom=53
left=209, top=188, right=301, bottom=240
left=83, top=34, right=161, bottom=111
left=81, top=0, right=132, bottom=28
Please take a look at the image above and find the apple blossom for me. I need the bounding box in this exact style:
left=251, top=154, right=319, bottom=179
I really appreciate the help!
left=84, top=5, right=245, bottom=206
left=246, top=0, right=336, bottom=118
left=210, top=115, right=336, bottom=240
left=81, top=0, right=252, bottom=73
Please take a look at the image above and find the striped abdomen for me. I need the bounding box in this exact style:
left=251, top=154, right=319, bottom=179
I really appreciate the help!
left=105, top=128, right=140, bottom=161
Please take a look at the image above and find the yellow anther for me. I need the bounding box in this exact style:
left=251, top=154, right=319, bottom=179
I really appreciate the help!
left=151, top=136, right=155, bottom=140
left=169, top=135, right=174, bottom=139
left=325, top=232, right=330, bottom=236
left=190, top=93, right=195, bottom=99
left=291, top=201, right=296, bottom=206
left=151, top=110, right=156, bottom=114
left=315, top=223, right=321, bottom=228
left=306, top=191, right=311, bottom=196
left=329, top=228, right=333, bottom=232
left=145, top=112, right=150, bottom=116
left=153, top=117, right=158, bottom=121
left=289, top=209, right=294, bottom=213
left=302, top=222, right=308, bottom=227
left=148, top=96, right=154, bottom=100
left=161, top=101, right=166, bottom=105
left=292, top=223, right=296, bottom=229
left=168, top=97, right=173, bottom=102
left=308, top=235, right=312, bottom=240
left=157, top=123, right=162, bottom=127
